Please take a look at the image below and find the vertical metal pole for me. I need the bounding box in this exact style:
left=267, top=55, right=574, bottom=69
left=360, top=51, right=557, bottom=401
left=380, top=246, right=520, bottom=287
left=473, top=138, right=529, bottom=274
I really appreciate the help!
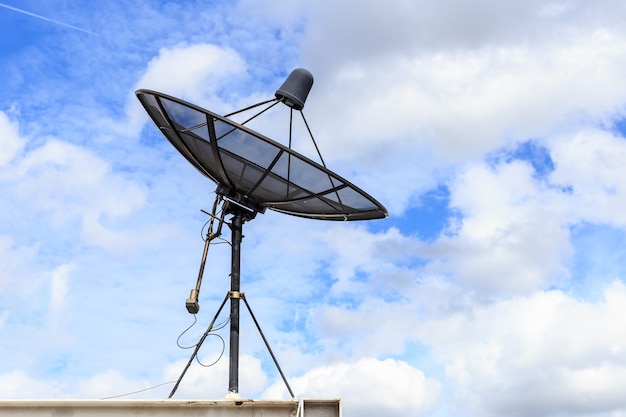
left=228, top=212, right=243, bottom=395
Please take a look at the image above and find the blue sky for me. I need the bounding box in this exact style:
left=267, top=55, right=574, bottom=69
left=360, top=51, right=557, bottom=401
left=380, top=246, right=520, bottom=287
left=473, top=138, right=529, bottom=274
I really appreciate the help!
left=2, top=1, right=626, bottom=416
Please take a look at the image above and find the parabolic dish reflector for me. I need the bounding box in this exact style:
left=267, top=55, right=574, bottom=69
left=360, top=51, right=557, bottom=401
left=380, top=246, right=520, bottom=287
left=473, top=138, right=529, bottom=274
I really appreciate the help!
left=136, top=90, right=388, bottom=221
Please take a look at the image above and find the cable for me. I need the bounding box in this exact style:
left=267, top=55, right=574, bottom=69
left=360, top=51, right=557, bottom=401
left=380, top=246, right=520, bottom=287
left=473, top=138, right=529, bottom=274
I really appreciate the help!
left=177, top=313, right=229, bottom=367
left=211, top=316, right=230, bottom=332
left=196, top=333, right=225, bottom=368
left=215, top=237, right=232, bottom=246
left=200, top=217, right=212, bottom=241
left=100, top=380, right=177, bottom=400
left=169, top=293, right=231, bottom=398
left=176, top=314, right=198, bottom=349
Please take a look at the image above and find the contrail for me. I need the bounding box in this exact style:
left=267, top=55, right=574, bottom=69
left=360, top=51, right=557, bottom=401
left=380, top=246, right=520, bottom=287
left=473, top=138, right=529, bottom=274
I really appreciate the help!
left=0, top=2, right=95, bottom=35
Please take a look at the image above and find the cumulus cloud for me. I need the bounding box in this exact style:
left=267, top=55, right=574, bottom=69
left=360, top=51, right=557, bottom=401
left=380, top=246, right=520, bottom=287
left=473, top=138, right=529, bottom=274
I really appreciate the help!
left=163, top=354, right=268, bottom=399
left=49, top=263, right=75, bottom=315
left=295, top=4, right=626, bottom=221
left=416, top=280, right=626, bottom=417
left=73, top=370, right=151, bottom=399
left=136, top=43, right=245, bottom=101
left=418, top=126, right=626, bottom=296
left=0, top=112, right=25, bottom=167
left=0, top=235, right=38, bottom=294
left=124, top=43, right=248, bottom=136
left=0, top=356, right=267, bottom=400
left=317, top=225, right=414, bottom=297
left=4, top=1, right=626, bottom=416
left=263, top=358, right=440, bottom=417
left=304, top=0, right=626, bottom=66
left=549, top=128, right=626, bottom=226
left=0, top=371, right=65, bottom=399
left=308, top=30, right=626, bottom=162
left=425, top=159, right=573, bottom=295
left=8, top=139, right=147, bottom=254
left=110, top=42, right=253, bottom=148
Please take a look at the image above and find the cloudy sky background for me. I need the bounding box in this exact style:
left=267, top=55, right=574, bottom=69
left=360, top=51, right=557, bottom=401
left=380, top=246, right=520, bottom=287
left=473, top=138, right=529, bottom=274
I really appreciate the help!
left=2, top=1, right=626, bottom=416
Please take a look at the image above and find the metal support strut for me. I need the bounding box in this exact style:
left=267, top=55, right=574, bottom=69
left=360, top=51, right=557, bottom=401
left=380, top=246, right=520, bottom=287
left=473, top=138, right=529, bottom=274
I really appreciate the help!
left=226, top=208, right=294, bottom=398
left=228, top=212, right=243, bottom=395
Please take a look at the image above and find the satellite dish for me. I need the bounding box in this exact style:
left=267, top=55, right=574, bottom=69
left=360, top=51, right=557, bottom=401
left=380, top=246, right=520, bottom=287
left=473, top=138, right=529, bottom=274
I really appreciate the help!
left=135, top=69, right=387, bottom=398
left=135, top=93, right=387, bottom=221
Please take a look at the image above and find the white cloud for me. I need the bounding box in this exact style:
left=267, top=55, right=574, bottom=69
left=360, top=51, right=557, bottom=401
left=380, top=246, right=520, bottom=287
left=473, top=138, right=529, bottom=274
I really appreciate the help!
left=0, top=310, right=8, bottom=330
left=316, top=225, right=412, bottom=297
left=304, top=0, right=626, bottom=65
left=121, top=43, right=248, bottom=140
left=312, top=297, right=418, bottom=359
left=0, top=354, right=267, bottom=400
left=416, top=280, right=626, bottom=417
left=5, top=2, right=626, bottom=417
left=293, top=2, right=626, bottom=219
left=550, top=128, right=626, bottom=226
left=0, top=235, right=39, bottom=294
left=72, top=370, right=151, bottom=399
left=1, top=369, right=161, bottom=400
left=416, top=126, right=626, bottom=296
left=0, top=370, right=66, bottom=399
left=308, top=29, right=626, bottom=162
left=415, top=159, right=571, bottom=295
left=49, top=263, right=75, bottom=315
left=8, top=139, right=147, bottom=254
left=135, top=43, right=246, bottom=103
left=163, top=354, right=268, bottom=399
left=263, top=358, right=441, bottom=417
left=0, top=111, right=25, bottom=167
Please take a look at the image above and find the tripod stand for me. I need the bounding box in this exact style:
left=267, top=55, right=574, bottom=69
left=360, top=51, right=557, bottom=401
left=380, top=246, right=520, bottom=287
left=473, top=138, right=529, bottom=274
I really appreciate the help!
left=169, top=196, right=294, bottom=399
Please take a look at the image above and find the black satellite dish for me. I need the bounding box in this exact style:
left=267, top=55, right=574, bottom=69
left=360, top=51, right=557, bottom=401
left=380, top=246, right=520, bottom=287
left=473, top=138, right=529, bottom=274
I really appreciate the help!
left=136, top=69, right=387, bottom=398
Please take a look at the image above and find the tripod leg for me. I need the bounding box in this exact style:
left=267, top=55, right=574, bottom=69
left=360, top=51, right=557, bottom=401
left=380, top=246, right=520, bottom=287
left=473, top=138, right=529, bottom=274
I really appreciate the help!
left=169, top=292, right=230, bottom=398
left=242, top=294, right=295, bottom=399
